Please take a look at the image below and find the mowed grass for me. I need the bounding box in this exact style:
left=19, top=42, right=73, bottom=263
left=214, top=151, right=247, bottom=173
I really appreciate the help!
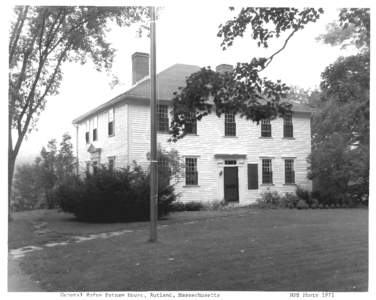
left=17, top=209, right=368, bottom=291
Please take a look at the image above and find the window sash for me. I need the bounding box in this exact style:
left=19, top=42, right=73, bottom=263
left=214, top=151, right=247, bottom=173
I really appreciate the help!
left=158, top=105, right=169, bottom=132
left=185, top=112, right=197, bottom=134
left=108, top=121, right=114, bottom=136
left=85, top=120, right=90, bottom=143
left=185, top=158, right=198, bottom=185
left=285, top=159, right=295, bottom=184
left=108, top=108, right=114, bottom=122
left=261, top=119, right=271, bottom=137
left=108, top=108, right=115, bottom=136
left=93, top=128, right=98, bottom=141
left=225, top=113, right=236, bottom=136
left=284, top=124, right=293, bottom=138
left=262, top=159, right=273, bottom=184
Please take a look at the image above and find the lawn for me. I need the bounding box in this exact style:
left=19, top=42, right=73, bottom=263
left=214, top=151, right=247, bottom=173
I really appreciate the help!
left=10, top=208, right=368, bottom=291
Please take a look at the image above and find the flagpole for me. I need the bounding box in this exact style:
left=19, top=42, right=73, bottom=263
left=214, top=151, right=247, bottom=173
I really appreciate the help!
left=149, top=6, right=158, bottom=242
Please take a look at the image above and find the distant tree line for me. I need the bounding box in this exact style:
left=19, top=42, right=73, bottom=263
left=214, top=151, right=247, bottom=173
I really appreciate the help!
left=12, top=133, right=76, bottom=211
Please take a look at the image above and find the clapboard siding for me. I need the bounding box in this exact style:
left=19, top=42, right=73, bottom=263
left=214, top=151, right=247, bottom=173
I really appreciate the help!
left=76, top=102, right=128, bottom=172
left=76, top=100, right=312, bottom=204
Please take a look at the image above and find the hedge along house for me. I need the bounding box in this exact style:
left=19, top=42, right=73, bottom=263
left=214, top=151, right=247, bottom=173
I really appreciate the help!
left=72, top=52, right=313, bottom=205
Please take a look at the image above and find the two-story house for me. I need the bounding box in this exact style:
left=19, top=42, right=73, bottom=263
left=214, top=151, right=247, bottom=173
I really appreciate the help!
left=72, top=52, right=313, bottom=205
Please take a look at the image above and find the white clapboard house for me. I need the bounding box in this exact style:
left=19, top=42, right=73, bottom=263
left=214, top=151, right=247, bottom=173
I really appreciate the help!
left=73, top=52, right=313, bottom=205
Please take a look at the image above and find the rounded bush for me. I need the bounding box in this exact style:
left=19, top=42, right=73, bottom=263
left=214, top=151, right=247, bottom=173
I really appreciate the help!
left=54, top=165, right=176, bottom=222
left=184, top=201, right=204, bottom=211
left=296, top=199, right=308, bottom=209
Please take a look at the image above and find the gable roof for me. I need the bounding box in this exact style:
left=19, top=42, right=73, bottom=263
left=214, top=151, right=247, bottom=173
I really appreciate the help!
left=73, top=64, right=200, bottom=124
left=72, top=63, right=313, bottom=124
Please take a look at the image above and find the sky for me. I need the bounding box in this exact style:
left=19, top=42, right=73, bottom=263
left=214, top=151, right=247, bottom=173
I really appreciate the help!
left=10, top=5, right=353, bottom=164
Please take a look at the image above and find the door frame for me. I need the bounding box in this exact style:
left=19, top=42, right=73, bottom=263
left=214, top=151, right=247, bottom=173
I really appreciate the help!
left=223, top=166, right=239, bottom=203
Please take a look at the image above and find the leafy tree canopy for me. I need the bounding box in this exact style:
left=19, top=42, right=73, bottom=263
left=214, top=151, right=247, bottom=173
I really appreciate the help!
left=316, top=8, right=370, bottom=51
left=170, top=8, right=324, bottom=141
left=309, top=8, right=369, bottom=203
left=8, top=6, right=149, bottom=214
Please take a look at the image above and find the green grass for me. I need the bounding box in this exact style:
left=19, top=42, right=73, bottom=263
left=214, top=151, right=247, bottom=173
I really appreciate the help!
left=11, top=208, right=368, bottom=291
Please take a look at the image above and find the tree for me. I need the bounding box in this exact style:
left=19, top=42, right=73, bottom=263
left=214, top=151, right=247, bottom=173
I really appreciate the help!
left=308, top=8, right=369, bottom=204
left=11, top=133, right=78, bottom=210
left=170, top=8, right=324, bottom=141
left=56, top=132, right=76, bottom=182
left=39, top=139, right=58, bottom=208
left=12, top=161, right=44, bottom=211
left=8, top=6, right=149, bottom=216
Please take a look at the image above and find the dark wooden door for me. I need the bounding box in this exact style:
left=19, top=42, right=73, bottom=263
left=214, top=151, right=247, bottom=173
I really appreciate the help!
left=224, top=167, right=239, bottom=202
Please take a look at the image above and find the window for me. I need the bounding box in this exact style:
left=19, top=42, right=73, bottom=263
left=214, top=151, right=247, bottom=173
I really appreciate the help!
left=225, top=113, right=236, bottom=136
left=85, top=120, right=90, bottom=144
left=285, top=159, right=295, bottom=184
left=185, top=112, right=197, bottom=134
left=185, top=157, right=198, bottom=185
left=93, top=116, right=98, bottom=141
left=108, top=108, right=114, bottom=136
left=283, top=112, right=293, bottom=138
left=262, top=159, right=273, bottom=184
left=261, top=119, right=271, bottom=137
left=158, top=104, right=169, bottom=133
left=108, top=156, right=116, bottom=171
left=225, top=160, right=237, bottom=165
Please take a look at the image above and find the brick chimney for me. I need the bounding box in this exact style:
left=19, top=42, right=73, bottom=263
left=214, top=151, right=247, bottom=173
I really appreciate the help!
left=132, top=52, right=149, bottom=85
left=216, top=64, right=233, bottom=74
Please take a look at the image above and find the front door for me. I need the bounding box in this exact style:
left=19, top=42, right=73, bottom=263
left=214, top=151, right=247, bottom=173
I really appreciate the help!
left=224, top=167, right=239, bottom=202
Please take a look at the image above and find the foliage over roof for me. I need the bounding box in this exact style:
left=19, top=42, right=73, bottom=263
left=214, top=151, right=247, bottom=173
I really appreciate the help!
left=73, top=63, right=312, bottom=124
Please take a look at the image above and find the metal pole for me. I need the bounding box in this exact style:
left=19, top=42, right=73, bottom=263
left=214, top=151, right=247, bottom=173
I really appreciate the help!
left=149, top=6, right=158, bottom=242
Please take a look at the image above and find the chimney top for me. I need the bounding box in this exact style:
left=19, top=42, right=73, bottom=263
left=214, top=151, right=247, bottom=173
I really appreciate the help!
left=216, top=64, right=233, bottom=74
left=132, top=52, right=149, bottom=59
left=132, top=52, right=149, bottom=85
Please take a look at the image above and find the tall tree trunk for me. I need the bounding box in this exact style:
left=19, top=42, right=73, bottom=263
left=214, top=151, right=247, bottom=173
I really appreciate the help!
left=8, top=146, right=15, bottom=222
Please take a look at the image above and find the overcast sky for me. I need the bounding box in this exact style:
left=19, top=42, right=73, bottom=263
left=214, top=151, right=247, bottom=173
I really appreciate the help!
left=12, top=5, right=353, bottom=164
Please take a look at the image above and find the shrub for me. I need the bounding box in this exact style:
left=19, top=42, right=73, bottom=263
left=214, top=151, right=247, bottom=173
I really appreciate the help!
left=170, top=202, right=186, bottom=212
left=296, top=199, right=309, bottom=209
left=259, top=191, right=281, bottom=208
left=209, top=200, right=227, bottom=210
left=295, top=186, right=312, bottom=205
left=55, top=164, right=176, bottom=222
left=281, top=193, right=300, bottom=209
left=310, top=198, right=319, bottom=209
left=184, top=201, right=204, bottom=211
